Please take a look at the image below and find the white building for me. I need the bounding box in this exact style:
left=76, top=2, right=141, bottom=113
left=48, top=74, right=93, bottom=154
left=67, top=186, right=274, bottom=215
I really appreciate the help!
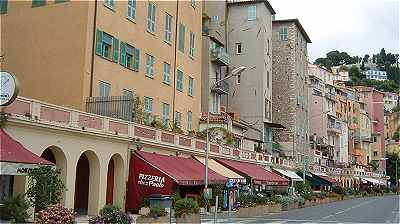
left=331, top=66, right=350, bottom=82
left=384, top=92, right=399, bottom=112
left=365, top=70, right=387, bottom=81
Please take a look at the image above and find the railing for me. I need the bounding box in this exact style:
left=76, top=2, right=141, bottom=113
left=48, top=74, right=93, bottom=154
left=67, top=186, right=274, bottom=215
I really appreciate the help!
left=211, top=47, right=230, bottom=66
left=86, top=95, right=135, bottom=122
left=210, top=80, right=229, bottom=95
left=327, top=121, right=341, bottom=133
left=4, top=97, right=296, bottom=169
left=325, top=92, right=336, bottom=100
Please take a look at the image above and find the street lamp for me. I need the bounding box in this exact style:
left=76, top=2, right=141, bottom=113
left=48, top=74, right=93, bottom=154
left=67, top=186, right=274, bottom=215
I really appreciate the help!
left=205, top=66, right=247, bottom=191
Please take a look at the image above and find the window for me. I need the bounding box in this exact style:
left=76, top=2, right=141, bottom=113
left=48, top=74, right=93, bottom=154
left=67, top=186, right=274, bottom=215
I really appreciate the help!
left=176, top=70, right=183, bottom=91
left=162, top=103, right=170, bottom=128
left=237, top=74, right=241, bottom=84
left=373, top=136, right=377, bottom=142
left=104, top=0, right=113, bottom=8
left=178, top=23, right=185, bottom=52
left=247, top=5, right=256, bottom=20
left=187, top=111, right=193, bottom=131
left=164, top=13, right=173, bottom=43
left=211, top=15, right=219, bottom=23
left=373, top=151, right=378, bottom=157
left=120, top=42, right=140, bottom=71
left=32, top=0, right=46, bottom=7
left=128, top=0, right=136, bottom=20
left=236, top=43, right=242, bottom=54
left=189, top=32, right=195, bottom=57
left=212, top=93, right=221, bottom=113
left=144, top=96, right=153, bottom=123
left=279, top=26, right=288, bottom=41
left=267, top=71, right=270, bottom=88
left=0, top=0, right=8, bottom=14
left=99, top=81, right=111, bottom=97
left=191, top=0, right=195, bottom=8
left=122, top=89, right=133, bottom=98
left=147, top=2, right=156, bottom=33
left=267, top=39, right=270, bottom=55
left=175, top=111, right=181, bottom=128
left=188, top=77, right=193, bottom=96
left=95, top=30, right=119, bottom=62
left=163, top=62, right=171, bottom=84
left=145, top=54, right=155, bottom=78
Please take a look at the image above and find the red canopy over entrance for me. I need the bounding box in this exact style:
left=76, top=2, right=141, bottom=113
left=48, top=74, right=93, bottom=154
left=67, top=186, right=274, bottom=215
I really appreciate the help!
left=0, top=129, right=52, bottom=165
left=126, top=151, right=227, bottom=212
left=216, top=159, right=289, bottom=186
left=318, top=175, right=338, bottom=186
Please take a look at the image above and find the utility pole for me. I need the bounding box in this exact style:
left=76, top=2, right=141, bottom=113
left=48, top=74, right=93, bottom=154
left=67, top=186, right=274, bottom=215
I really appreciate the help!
left=396, top=158, right=398, bottom=194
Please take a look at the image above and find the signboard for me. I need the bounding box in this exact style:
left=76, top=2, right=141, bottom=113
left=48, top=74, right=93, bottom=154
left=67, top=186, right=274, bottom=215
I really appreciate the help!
left=137, top=173, right=165, bottom=188
left=0, top=162, right=37, bottom=175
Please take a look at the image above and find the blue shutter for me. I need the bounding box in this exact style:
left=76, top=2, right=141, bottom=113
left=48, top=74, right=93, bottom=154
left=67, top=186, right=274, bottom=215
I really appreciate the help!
left=95, top=29, right=103, bottom=56
left=113, top=38, right=119, bottom=63
left=120, top=42, right=126, bottom=66
left=134, top=48, right=140, bottom=71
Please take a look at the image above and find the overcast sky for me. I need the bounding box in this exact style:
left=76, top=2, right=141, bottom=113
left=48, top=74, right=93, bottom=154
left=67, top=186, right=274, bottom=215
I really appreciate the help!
left=268, top=0, right=400, bottom=62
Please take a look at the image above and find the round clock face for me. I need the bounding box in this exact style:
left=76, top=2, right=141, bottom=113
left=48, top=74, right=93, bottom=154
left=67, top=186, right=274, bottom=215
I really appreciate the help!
left=0, top=71, right=19, bottom=106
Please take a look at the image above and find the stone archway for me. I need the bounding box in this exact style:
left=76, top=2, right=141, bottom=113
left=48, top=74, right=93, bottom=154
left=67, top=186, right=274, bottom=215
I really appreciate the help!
left=74, top=150, right=100, bottom=215
left=106, top=153, right=125, bottom=207
left=41, top=146, right=67, bottom=204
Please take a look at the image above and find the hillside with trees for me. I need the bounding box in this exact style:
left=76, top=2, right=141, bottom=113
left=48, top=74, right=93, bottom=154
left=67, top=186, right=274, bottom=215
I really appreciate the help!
left=314, top=48, right=399, bottom=93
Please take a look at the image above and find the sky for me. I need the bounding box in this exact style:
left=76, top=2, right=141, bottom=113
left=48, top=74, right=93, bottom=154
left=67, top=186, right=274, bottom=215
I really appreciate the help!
left=268, top=0, right=400, bottom=62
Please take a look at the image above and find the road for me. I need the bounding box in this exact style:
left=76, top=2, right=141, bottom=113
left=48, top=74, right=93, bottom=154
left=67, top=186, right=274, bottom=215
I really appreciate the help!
left=202, top=195, right=400, bottom=223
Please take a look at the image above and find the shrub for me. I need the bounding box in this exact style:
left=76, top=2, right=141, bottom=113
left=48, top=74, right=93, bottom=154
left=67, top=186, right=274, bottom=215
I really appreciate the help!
left=99, top=205, right=129, bottom=224
left=35, top=204, right=74, bottom=224
left=27, top=165, right=65, bottom=212
left=89, top=216, right=106, bottom=224
left=296, top=196, right=305, bottom=206
left=238, top=194, right=256, bottom=208
left=174, top=198, right=199, bottom=218
left=149, top=205, right=165, bottom=218
left=332, top=186, right=345, bottom=195
left=278, top=196, right=295, bottom=207
left=0, top=194, right=30, bottom=223
left=295, top=182, right=311, bottom=195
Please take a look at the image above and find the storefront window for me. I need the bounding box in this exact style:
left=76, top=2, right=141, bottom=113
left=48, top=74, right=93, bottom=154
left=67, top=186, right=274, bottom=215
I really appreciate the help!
left=0, top=175, right=13, bottom=201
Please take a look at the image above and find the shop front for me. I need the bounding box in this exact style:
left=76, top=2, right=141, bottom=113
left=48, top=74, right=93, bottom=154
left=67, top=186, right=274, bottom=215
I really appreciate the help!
left=125, top=151, right=227, bottom=213
left=215, top=159, right=289, bottom=195
left=0, top=129, right=53, bottom=202
left=272, top=168, right=303, bottom=194
left=194, top=157, right=246, bottom=210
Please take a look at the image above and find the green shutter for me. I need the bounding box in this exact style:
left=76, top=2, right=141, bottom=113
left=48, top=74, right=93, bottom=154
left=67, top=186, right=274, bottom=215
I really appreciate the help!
left=179, top=24, right=185, bottom=52
left=120, top=42, right=126, bottom=66
left=0, top=0, right=8, bottom=14
left=134, top=48, right=140, bottom=71
left=32, top=0, right=46, bottom=7
left=95, top=29, right=103, bottom=56
left=113, top=38, right=119, bottom=63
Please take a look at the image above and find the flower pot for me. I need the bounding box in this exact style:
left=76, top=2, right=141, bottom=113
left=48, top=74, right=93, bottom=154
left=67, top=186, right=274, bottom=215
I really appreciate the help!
left=136, top=216, right=170, bottom=224
left=176, top=213, right=200, bottom=223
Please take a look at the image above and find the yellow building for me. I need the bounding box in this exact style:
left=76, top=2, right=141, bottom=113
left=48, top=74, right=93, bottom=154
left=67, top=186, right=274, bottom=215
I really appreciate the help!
left=0, top=0, right=202, bottom=133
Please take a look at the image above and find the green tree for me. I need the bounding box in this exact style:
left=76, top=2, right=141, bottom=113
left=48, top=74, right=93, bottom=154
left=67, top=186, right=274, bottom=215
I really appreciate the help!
left=26, top=165, right=65, bottom=212
left=386, top=152, right=400, bottom=187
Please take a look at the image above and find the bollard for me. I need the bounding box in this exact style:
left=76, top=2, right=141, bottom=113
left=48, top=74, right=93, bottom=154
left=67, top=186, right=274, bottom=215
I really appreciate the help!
left=214, top=196, right=218, bottom=223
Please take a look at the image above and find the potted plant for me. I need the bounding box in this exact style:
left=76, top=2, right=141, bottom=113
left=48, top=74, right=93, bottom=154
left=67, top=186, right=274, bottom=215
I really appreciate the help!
left=174, top=198, right=200, bottom=223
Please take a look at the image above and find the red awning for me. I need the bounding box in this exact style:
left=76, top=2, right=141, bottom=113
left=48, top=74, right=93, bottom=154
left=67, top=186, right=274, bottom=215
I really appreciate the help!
left=136, top=151, right=227, bottom=186
left=318, top=175, right=338, bottom=186
left=0, top=129, right=52, bottom=165
left=216, top=159, right=289, bottom=186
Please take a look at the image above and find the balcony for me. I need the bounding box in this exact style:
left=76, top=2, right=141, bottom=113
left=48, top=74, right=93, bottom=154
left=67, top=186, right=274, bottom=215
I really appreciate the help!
left=86, top=95, right=135, bottom=122
left=325, top=92, right=336, bottom=101
left=211, top=47, right=230, bottom=66
left=327, top=121, right=341, bottom=133
left=354, top=135, right=373, bottom=143
left=210, top=80, right=229, bottom=95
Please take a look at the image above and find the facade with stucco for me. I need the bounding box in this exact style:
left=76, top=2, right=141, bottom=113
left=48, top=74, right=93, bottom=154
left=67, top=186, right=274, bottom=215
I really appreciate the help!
left=1, top=0, right=202, bottom=133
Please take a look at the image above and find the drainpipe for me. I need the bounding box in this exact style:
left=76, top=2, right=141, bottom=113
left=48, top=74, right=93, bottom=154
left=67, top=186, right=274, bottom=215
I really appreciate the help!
left=89, top=0, right=98, bottom=97
left=172, top=0, right=179, bottom=124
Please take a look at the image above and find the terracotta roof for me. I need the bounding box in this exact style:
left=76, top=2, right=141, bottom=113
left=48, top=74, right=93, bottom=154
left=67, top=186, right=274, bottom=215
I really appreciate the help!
left=227, top=0, right=276, bottom=15
left=273, top=18, right=312, bottom=43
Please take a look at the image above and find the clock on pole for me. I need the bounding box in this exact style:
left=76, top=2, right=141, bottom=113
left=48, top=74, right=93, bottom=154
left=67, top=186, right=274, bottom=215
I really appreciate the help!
left=0, top=71, right=19, bottom=106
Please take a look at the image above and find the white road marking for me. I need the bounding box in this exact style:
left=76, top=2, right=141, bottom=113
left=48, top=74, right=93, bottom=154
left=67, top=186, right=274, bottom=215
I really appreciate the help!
left=320, top=198, right=378, bottom=220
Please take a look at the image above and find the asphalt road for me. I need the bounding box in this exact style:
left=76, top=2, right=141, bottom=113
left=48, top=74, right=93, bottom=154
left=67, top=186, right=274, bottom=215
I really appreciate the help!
left=202, top=195, right=400, bottom=223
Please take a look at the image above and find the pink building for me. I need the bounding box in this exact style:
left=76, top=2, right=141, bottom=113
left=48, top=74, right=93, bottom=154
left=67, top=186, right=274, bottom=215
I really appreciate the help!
left=355, top=87, right=385, bottom=172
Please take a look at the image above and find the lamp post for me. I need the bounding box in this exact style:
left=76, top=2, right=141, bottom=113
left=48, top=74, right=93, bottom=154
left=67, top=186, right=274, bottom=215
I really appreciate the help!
left=205, top=66, right=246, bottom=192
